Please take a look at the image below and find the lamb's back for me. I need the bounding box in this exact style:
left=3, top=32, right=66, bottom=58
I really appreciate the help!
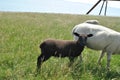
left=40, top=39, right=76, bottom=49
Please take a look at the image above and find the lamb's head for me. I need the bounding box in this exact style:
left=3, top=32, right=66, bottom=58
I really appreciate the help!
left=73, top=32, right=93, bottom=46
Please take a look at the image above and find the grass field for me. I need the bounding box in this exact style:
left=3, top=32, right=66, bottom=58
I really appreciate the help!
left=0, top=12, right=120, bottom=80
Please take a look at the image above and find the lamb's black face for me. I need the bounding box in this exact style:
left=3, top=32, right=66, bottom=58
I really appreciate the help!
left=73, top=33, right=93, bottom=46
left=78, top=36, right=87, bottom=46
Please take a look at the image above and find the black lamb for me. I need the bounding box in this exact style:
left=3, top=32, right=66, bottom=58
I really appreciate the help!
left=37, top=33, right=93, bottom=69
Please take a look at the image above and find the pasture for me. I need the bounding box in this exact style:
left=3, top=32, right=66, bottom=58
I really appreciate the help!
left=0, top=12, right=120, bottom=80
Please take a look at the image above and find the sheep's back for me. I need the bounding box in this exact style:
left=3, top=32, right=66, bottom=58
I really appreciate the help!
left=72, top=23, right=119, bottom=50
left=40, top=39, right=80, bottom=56
left=74, top=23, right=116, bottom=34
left=40, top=39, right=76, bottom=50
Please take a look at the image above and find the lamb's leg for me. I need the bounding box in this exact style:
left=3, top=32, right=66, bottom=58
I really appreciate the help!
left=106, top=52, right=112, bottom=70
left=79, top=54, right=83, bottom=62
left=97, top=50, right=105, bottom=65
left=37, top=53, right=50, bottom=70
left=69, top=57, right=74, bottom=62
left=68, top=57, right=75, bottom=66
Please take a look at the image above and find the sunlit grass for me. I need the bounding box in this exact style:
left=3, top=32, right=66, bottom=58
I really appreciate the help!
left=0, top=12, right=120, bottom=80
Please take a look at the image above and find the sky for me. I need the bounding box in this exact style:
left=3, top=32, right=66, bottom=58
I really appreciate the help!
left=0, top=0, right=120, bottom=17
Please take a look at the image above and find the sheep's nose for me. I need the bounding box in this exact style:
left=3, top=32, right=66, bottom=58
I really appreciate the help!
left=82, top=37, right=87, bottom=44
left=83, top=40, right=86, bottom=45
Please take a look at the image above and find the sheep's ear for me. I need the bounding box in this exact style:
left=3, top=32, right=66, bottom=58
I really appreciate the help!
left=87, top=34, right=93, bottom=37
left=73, top=32, right=79, bottom=37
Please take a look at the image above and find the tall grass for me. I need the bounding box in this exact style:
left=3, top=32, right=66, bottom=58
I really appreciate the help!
left=0, top=12, right=120, bottom=80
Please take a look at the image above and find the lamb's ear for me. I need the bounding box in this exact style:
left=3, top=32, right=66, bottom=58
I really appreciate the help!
left=73, top=32, right=79, bottom=37
left=87, top=34, right=93, bottom=37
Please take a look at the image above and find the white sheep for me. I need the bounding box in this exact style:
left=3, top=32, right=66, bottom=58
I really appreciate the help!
left=72, top=22, right=120, bottom=70
left=84, top=20, right=99, bottom=25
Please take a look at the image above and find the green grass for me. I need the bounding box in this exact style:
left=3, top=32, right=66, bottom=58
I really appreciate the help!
left=0, top=12, right=120, bottom=80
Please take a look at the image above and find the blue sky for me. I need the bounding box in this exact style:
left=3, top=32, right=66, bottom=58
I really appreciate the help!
left=0, top=0, right=120, bottom=17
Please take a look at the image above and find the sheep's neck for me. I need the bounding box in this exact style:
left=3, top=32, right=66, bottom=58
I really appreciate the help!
left=77, top=42, right=85, bottom=47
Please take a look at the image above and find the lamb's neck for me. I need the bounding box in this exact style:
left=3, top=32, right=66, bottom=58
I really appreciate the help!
left=77, top=42, right=85, bottom=47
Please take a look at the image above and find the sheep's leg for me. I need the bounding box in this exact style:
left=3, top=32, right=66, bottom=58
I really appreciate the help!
left=37, top=54, right=44, bottom=70
left=37, top=53, right=50, bottom=70
left=68, top=57, right=75, bottom=66
left=69, top=57, right=75, bottom=62
left=79, top=54, right=83, bottom=62
left=106, top=52, right=112, bottom=70
left=97, top=50, right=105, bottom=65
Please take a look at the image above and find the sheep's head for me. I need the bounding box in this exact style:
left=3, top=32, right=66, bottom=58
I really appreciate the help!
left=73, top=32, right=93, bottom=46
